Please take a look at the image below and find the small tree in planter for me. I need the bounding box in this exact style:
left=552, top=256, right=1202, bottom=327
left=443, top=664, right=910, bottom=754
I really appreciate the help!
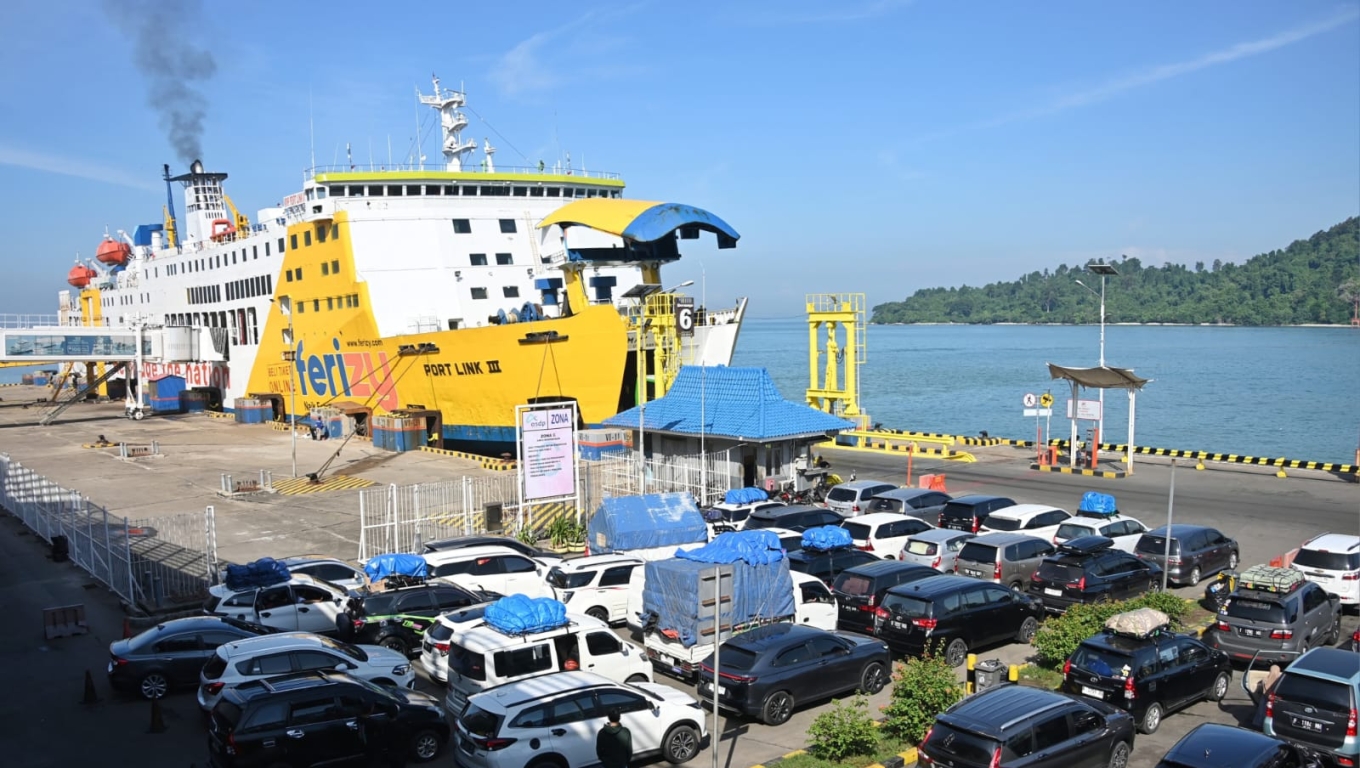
left=881, top=645, right=964, bottom=745
left=547, top=516, right=586, bottom=553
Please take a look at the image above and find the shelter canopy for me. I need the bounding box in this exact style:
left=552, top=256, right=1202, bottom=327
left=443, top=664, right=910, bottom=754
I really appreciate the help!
left=1047, top=364, right=1149, bottom=390
left=537, top=199, right=740, bottom=246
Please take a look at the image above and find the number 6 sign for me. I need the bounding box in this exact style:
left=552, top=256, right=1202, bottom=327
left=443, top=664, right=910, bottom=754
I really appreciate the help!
left=676, top=299, right=695, bottom=335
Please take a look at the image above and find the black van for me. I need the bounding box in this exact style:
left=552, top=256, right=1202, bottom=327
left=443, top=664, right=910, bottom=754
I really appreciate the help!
left=876, top=574, right=1043, bottom=667
left=938, top=495, right=1017, bottom=533
left=831, top=561, right=939, bottom=636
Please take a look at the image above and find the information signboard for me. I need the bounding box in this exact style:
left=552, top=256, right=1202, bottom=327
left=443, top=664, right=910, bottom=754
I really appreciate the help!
left=517, top=404, right=578, bottom=501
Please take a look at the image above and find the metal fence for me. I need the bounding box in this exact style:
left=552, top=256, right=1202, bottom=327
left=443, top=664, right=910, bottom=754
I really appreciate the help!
left=0, top=453, right=217, bottom=610
left=356, top=449, right=740, bottom=560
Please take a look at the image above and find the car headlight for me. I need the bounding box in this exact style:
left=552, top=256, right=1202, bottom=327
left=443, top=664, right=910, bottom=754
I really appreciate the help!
left=393, top=664, right=411, bottom=676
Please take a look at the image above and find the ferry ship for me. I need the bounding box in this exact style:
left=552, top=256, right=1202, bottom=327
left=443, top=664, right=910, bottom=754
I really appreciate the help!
left=59, top=75, right=747, bottom=453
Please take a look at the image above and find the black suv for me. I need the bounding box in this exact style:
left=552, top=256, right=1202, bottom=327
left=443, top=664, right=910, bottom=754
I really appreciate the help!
left=919, top=684, right=1136, bottom=768
left=207, top=671, right=449, bottom=766
left=1028, top=536, right=1162, bottom=614
left=335, top=580, right=492, bottom=656
left=938, top=495, right=1017, bottom=533
left=1062, top=620, right=1231, bottom=734
left=788, top=546, right=882, bottom=587
left=745, top=505, right=844, bottom=532
left=832, top=560, right=939, bottom=636
left=1157, top=723, right=1324, bottom=768
left=876, top=574, right=1044, bottom=667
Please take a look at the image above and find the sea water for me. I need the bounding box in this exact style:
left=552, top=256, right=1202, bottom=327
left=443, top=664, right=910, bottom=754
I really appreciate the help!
left=734, top=320, right=1360, bottom=464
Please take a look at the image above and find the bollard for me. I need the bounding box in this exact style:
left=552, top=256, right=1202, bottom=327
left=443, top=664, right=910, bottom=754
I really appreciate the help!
left=147, top=696, right=166, bottom=733
left=1008, top=664, right=1020, bottom=683
left=82, top=669, right=98, bottom=705
left=965, top=653, right=977, bottom=694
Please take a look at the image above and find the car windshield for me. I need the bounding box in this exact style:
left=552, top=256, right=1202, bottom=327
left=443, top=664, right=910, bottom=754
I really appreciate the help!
left=448, top=643, right=486, bottom=681
left=723, top=508, right=752, bottom=522
left=1136, top=535, right=1179, bottom=556
left=202, top=655, right=228, bottom=680
left=827, top=487, right=857, bottom=502
left=940, top=503, right=977, bottom=520
left=546, top=567, right=593, bottom=589
left=461, top=705, right=502, bottom=737
left=926, top=723, right=997, bottom=765
left=833, top=574, right=873, bottom=596
left=842, top=523, right=872, bottom=541
left=357, top=592, right=397, bottom=616
left=869, top=499, right=899, bottom=513
left=717, top=646, right=759, bottom=671
left=881, top=593, right=931, bottom=617
left=318, top=636, right=368, bottom=662
left=1036, top=561, right=1084, bottom=582
left=1276, top=675, right=1352, bottom=711
left=1056, top=523, right=1095, bottom=541
left=906, top=540, right=938, bottom=556
left=1070, top=645, right=1134, bottom=678
left=428, top=622, right=455, bottom=642
left=745, top=515, right=776, bottom=530
left=1293, top=549, right=1360, bottom=571
left=957, top=543, right=999, bottom=564
left=983, top=517, right=1023, bottom=532
left=1224, top=597, right=1287, bottom=623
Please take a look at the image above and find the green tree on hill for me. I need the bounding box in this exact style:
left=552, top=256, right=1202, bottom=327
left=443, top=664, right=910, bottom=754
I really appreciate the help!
left=871, top=218, right=1360, bottom=326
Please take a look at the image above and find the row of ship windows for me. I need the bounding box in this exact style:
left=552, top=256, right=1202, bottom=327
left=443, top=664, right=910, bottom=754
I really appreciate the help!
left=167, top=309, right=259, bottom=347
left=293, top=294, right=362, bottom=313
left=452, top=218, right=518, bottom=234
left=188, top=285, right=221, bottom=305
left=103, top=294, right=151, bottom=307
left=471, top=286, right=520, bottom=300
left=290, top=225, right=341, bottom=251
left=315, top=185, right=621, bottom=200
left=227, top=275, right=273, bottom=302
left=162, top=239, right=281, bottom=277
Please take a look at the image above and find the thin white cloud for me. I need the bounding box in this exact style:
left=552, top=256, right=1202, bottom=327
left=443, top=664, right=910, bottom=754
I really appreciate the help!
left=0, top=144, right=159, bottom=191
left=746, top=0, right=912, bottom=25
left=492, top=4, right=648, bottom=96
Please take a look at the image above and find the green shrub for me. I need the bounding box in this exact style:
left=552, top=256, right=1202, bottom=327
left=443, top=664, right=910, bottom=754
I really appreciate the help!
left=807, top=695, right=879, bottom=761
left=1032, top=593, right=1194, bottom=667
left=880, top=646, right=964, bottom=744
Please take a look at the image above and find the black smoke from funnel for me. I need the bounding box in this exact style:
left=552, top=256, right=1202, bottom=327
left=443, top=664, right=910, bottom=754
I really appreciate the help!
left=103, top=0, right=216, bottom=164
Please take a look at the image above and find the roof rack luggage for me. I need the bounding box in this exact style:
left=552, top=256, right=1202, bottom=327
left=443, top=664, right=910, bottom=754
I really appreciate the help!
left=1238, top=564, right=1305, bottom=594
left=1104, top=607, right=1172, bottom=639
left=1076, top=491, right=1118, bottom=517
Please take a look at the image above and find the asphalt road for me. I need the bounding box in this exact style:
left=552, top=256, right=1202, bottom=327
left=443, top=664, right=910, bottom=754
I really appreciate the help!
left=5, top=451, right=1357, bottom=768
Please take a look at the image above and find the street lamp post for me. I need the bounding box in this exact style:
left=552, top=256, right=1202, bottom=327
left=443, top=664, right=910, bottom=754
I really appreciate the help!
left=1076, top=262, right=1119, bottom=446
left=275, top=298, right=298, bottom=478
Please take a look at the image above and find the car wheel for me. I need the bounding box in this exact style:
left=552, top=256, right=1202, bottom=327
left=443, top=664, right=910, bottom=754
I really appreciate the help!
left=761, top=691, right=795, bottom=725
left=1209, top=672, right=1230, bottom=701
left=379, top=636, right=408, bottom=656
left=409, top=727, right=442, bottom=762
left=662, top=724, right=701, bottom=764
left=1228, top=552, right=1238, bottom=570
left=1326, top=622, right=1342, bottom=646
left=945, top=638, right=968, bottom=667
left=138, top=671, right=170, bottom=700
left=586, top=607, right=610, bottom=623
left=885, top=555, right=896, bottom=560
left=626, top=673, right=650, bottom=684
left=1139, top=702, right=1163, bottom=734
left=860, top=662, right=888, bottom=694
left=1187, top=566, right=1202, bottom=586
left=1108, top=741, right=1131, bottom=768
left=1016, top=617, right=1038, bottom=644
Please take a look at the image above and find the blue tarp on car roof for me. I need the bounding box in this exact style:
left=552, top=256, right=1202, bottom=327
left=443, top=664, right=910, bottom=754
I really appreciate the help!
left=224, top=558, right=291, bottom=591
left=484, top=595, right=568, bottom=635
left=676, top=530, right=785, bottom=566
left=1078, top=492, right=1118, bottom=515
left=363, top=553, right=428, bottom=582
left=802, top=525, right=853, bottom=551
left=723, top=487, right=769, bottom=505
left=586, top=492, right=708, bottom=554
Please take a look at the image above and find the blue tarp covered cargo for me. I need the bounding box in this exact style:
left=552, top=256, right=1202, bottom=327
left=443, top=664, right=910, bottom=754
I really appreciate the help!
left=363, top=553, right=428, bottom=582
left=802, top=525, right=853, bottom=551
left=643, top=530, right=795, bottom=647
left=1078, top=492, right=1118, bottom=515
left=224, top=558, right=291, bottom=591
left=586, top=493, right=708, bottom=554
left=484, top=595, right=568, bottom=635
left=723, top=487, right=769, bottom=505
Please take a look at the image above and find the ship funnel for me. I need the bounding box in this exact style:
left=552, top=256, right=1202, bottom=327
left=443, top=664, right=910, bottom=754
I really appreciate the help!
left=191, top=159, right=205, bottom=174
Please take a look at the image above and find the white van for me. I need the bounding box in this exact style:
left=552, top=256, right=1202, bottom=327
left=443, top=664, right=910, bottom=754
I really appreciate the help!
left=546, top=554, right=643, bottom=625
left=202, top=575, right=347, bottom=635
left=442, top=612, right=651, bottom=718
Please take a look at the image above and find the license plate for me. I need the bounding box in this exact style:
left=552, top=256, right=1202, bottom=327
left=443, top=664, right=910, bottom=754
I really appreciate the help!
left=701, top=682, right=729, bottom=696
left=964, top=569, right=982, bottom=577
left=1045, top=588, right=1062, bottom=597
left=1291, top=717, right=1324, bottom=732
left=1240, top=628, right=1262, bottom=637
left=1081, top=686, right=1104, bottom=699
left=892, top=621, right=909, bottom=629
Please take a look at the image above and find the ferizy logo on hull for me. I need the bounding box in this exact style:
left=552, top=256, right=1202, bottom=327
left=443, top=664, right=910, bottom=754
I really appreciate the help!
left=293, top=339, right=398, bottom=410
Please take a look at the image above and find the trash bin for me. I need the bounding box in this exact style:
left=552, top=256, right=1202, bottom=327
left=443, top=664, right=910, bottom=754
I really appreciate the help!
left=974, top=658, right=1008, bottom=692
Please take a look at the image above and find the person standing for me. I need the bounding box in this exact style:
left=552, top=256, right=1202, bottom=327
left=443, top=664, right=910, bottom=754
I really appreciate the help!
left=596, top=708, right=633, bottom=768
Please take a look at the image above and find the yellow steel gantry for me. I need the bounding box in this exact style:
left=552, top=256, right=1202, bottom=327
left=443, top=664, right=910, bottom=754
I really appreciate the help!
left=633, top=290, right=686, bottom=405
left=806, top=293, right=868, bottom=428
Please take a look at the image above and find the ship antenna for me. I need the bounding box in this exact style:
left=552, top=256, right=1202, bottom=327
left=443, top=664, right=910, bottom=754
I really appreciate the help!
left=309, top=86, right=317, bottom=172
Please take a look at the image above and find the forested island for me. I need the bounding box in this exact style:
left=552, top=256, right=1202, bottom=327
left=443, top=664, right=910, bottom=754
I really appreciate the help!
left=871, top=217, right=1359, bottom=326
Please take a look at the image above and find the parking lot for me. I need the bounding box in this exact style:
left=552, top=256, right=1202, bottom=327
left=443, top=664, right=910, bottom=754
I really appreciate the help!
left=2, top=401, right=1357, bottom=768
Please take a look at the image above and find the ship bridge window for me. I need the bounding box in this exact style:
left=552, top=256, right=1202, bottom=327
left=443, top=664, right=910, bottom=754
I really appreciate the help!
left=460, top=186, right=474, bottom=196
left=306, top=188, right=315, bottom=201
left=481, top=186, right=510, bottom=197
left=387, top=185, right=403, bottom=196
left=452, top=219, right=471, bottom=234
left=471, top=287, right=488, bottom=300
left=503, top=286, right=520, bottom=298
left=496, top=253, right=513, bottom=265
left=426, top=185, right=443, bottom=196
left=349, top=185, right=365, bottom=197
left=303, top=231, right=312, bottom=247
left=331, top=186, right=346, bottom=197
left=530, top=187, right=544, bottom=197
left=290, top=234, right=298, bottom=250
left=546, top=188, right=560, bottom=197
left=316, top=226, right=327, bottom=244
left=513, top=187, right=527, bottom=197
left=499, top=219, right=517, bottom=234
left=369, top=185, right=385, bottom=197
left=470, top=254, right=488, bottom=266
left=406, top=185, right=421, bottom=196
left=316, top=187, right=326, bottom=200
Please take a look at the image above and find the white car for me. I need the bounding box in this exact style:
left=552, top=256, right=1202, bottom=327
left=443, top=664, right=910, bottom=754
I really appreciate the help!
left=455, top=671, right=706, bottom=768
left=424, top=545, right=551, bottom=598
left=977, top=504, right=1072, bottom=542
left=279, top=555, right=368, bottom=590
left=419, top=603, right=492, bottom=684
left=704, top=500, right=787, bottom=536
left=840, top=512, right=934, bottom=559
left=791, top=571, right=838, bottom=629
left=547, top=554, right=644, bottom=625
left=1292, top=533, right=1360, bottom=605
left=196, top=632, right=413, bottom=711
left=203, top=575, right=347, bottom=634
left=1052, top=513, right=1149, bottom=553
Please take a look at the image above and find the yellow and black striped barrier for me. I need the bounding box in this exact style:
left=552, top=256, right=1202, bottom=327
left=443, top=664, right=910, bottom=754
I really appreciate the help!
left=1032, top=463, right=1126, bottom=479
left=1047, top=439, right=1358, bottom=475
left=271, top=474, right=376, bottom=495
left=203, top=410, right=232, bottom=420
left=419, top=446, right=517, bottom=471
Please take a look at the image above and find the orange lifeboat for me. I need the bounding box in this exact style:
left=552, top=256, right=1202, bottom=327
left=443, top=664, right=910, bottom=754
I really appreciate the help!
left=209, top=219, right=235, bottom=242
left=67, top=264, right=97, bottom=288
left=95, top=238, right=131, bottom=266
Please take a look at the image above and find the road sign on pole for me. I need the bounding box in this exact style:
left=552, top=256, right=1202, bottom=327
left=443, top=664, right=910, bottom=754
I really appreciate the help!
left=1022, top=393, right=1038, bottom=408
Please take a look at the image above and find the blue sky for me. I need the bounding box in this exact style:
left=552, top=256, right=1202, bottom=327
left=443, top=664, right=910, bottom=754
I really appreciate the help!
left=0, top=0, right=1356, bottom=318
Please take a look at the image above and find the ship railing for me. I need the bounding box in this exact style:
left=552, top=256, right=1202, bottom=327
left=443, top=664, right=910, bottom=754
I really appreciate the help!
left=304, top=163, right=622, bottom=181
left=0, top=314, right=62, bottom=329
